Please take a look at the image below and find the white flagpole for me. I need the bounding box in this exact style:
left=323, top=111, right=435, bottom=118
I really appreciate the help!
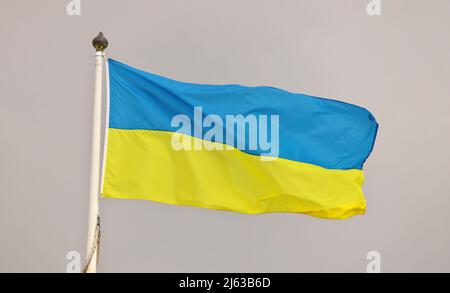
left=85, top=32, right=108, bottom=273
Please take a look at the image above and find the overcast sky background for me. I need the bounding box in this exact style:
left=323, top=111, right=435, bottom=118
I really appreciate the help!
left=1, top=0, right=449, bottom=272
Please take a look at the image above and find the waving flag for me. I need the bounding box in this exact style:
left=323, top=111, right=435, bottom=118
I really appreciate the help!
left=101, top=59, right=378, bottom=219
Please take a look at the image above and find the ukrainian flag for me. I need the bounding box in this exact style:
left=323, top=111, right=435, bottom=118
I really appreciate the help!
left=101, top=59, right=378, bottom=219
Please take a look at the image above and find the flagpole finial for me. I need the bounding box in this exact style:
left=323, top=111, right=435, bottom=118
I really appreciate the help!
left=92, top=32, right=108, bottom=51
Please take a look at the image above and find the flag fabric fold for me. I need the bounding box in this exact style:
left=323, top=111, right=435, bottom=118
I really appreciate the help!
left=101, top=58, right=378, bottom=219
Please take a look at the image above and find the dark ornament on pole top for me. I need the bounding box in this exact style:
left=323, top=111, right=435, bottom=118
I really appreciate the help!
left=92, top=32, right=108, bottom=51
